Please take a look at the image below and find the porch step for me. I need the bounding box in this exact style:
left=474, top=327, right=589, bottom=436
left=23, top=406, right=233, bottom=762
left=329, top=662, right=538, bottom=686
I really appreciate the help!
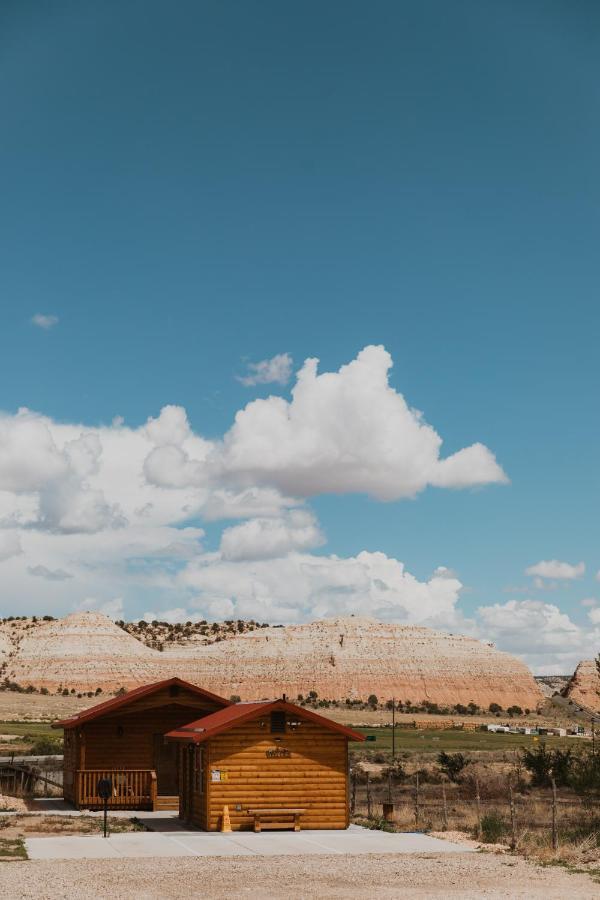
left=153, top=795, right=179, bottom=811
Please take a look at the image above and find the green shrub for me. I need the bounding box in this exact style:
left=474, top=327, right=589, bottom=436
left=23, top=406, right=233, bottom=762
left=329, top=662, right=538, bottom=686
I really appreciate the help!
left=521, top=745, right=573, bottom=787
left=438, top=751, right=469, bottom=782
left=25, top=736, right=63, bottom=756
left=480, top=812, right=506, bottom=843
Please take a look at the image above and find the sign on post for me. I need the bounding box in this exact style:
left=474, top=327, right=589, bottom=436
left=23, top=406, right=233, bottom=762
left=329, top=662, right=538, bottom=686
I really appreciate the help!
left=97, top=778, right=112, bottom=838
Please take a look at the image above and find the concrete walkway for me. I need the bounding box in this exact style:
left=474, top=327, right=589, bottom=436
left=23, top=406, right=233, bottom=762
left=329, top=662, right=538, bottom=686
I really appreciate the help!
left=25, top=825, right=472, bottom=860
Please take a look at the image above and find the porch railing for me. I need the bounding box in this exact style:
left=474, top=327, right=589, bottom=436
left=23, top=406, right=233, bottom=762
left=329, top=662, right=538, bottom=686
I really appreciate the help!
left=76, top=769, right=157, bottom=809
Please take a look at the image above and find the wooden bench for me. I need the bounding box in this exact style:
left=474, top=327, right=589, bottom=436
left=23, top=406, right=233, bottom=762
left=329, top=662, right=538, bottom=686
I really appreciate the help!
left=247, top=808, right=305, bottom=832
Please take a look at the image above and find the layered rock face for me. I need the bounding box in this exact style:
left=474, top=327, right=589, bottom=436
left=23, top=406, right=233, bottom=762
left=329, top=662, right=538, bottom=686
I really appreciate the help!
left=168, top=617, right=543, bottom=709
left=2, top=612, right=543, bottom=710
left=564, top=659, right=600, bottom=711
left=2, top=613, right=158, bottom=692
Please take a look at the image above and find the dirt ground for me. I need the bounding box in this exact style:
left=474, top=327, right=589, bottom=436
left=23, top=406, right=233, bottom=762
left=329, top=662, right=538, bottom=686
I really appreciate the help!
left=0, top=852, right=596, bottom=899
left=0, top=690, right=579, bottom=727
left=0, top=693, right=97, bottom=722
left=0, top=815, right=143, bottom=840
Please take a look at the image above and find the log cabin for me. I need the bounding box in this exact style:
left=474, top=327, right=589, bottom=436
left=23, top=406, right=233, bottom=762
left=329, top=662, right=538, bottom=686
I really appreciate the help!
left=54, top=678, right=230, bottom=811
left=166, top=699, right=365, bottom=831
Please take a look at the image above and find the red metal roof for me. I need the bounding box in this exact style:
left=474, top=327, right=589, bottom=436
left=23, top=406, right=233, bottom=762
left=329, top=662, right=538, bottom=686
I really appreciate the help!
left=165, top=699, right=365, bottom=743
left=53, top=677, right=230, bottom=729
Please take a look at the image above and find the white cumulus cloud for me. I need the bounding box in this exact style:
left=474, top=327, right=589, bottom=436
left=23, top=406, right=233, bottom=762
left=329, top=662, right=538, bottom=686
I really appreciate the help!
left=181, top=549, right=465, bottom=627
left=220, top=346, right=507, bottom=500
left=0, top=530, right=22, bottom=562
left=31, top=313, right=59, bottom=330
left=525, top=560, right=585, bottom=580
left=77, top=597, right=124, bottom=620
left=476, top=598, right=596, bottom=673
left=237, top=353, right=293, bottom=387
left=220, top=510, right=324, bottom=561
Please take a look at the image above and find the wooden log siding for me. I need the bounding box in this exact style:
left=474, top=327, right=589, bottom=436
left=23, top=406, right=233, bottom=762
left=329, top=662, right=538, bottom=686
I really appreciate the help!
left=63, top=685, right=225, bottom=808
left=201, top=718, right=349, bottom=831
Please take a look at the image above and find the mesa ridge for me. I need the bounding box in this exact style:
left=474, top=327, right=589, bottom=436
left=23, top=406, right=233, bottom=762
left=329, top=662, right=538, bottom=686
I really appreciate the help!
left=0, top=612, right=543, bottom=709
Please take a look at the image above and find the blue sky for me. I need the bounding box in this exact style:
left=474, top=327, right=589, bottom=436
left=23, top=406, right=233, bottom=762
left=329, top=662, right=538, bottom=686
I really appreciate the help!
left=0, top=1, right=598, bottom=672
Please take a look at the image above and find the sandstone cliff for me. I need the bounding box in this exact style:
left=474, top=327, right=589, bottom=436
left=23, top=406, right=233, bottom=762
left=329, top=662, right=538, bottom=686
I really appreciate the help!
left=564, top=659, right=600, bottom=711
left=0, top=612, right=543, bottom=710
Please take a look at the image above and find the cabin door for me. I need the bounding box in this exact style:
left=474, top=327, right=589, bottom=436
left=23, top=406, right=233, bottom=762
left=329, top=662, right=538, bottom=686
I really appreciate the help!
left=152, top=734, right=178, bottom=795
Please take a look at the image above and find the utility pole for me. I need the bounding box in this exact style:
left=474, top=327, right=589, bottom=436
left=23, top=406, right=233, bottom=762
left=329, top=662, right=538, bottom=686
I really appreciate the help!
left=392, top=696, right=395, bottom=760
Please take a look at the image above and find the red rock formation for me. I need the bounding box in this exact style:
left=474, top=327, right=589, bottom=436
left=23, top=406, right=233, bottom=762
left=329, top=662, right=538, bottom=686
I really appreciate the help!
left=564, top=659, right=600, bottom=711
left=1, top=612, right=543, bottom=710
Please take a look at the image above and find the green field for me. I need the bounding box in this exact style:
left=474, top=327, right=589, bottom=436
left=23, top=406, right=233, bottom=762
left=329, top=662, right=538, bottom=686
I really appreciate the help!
left=0, top=722, right=56, bottom=739
left=350, top=727, right=579, bottom=755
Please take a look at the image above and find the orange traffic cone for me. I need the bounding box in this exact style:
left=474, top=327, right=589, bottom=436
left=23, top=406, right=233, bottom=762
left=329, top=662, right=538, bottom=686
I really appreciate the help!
left=221, top=805, right=232, bottom=832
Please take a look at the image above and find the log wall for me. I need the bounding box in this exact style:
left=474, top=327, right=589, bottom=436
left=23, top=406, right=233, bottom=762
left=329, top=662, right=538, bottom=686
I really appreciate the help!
left=185, top=717, right=349, bottom=831
left=63, top=686, right=223, bottom=806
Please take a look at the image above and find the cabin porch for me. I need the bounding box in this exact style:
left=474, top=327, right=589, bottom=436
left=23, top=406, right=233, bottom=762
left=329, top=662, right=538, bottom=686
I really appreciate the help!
left=74, top=768, right=179, bottom=811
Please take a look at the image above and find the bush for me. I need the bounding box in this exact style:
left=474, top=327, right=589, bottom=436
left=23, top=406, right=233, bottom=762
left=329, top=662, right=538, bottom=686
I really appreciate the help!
left=521, top=745, right=573, bottom=787
left=382, top=761, right=406, bottom=781
left=438, top=751, right=469, bottom=782
left=569, top=750, right=600, bottom=795
left=25, top=736, right=63, bottom=756
left=480, top=812, right=506, bottom=843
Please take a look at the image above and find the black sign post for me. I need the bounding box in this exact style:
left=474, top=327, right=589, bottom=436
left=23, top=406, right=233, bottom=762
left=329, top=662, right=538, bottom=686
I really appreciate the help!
left=97, top=778, right=112, bottom=838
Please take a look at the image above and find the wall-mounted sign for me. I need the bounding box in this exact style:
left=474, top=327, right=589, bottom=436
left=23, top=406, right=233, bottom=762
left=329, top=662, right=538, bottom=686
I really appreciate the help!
left=211, top=769, right=221, bottom=782
left=266, top=747, right=291, bottom=758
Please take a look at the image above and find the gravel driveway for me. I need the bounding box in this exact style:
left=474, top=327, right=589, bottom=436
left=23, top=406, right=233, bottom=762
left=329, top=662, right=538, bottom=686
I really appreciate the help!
left=0, top=852, right=597, bottom=899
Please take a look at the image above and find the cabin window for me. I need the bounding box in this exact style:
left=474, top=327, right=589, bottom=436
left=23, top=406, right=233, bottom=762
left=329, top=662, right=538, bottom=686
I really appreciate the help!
left=270, top=711, right=286, bottom=733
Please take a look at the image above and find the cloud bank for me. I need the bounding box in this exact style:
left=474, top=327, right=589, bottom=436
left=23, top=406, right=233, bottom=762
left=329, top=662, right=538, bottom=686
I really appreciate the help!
left=5, top=344, right=582, bottom=673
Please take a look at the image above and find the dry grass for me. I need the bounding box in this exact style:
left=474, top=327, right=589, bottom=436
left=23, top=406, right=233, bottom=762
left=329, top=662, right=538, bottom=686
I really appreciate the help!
left=351, top=772, right=600, bottom=875
left=0, top=814, right=146, bottom=840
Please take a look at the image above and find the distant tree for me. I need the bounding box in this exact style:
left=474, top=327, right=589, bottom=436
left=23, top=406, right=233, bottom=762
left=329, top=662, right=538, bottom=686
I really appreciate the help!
left=467, top=702, right=479, bottom=715
left=367, top=694, right=379, bottom=709
left=489, top=703, right=503, bottom=714
left=454, top=704, right=468, bottom=715
left=507, top=705, right=523, bottom=717
left=308, top=690, right=318, bottom=701
left=570, top=749, right=600, bottom=795
left=438, top=751, right=469, bottom=783
left=229, top=695, right=241, bottom=703
left=138, top=620, right=148, bottom=629
left=522, top=745, right=573, bottom=787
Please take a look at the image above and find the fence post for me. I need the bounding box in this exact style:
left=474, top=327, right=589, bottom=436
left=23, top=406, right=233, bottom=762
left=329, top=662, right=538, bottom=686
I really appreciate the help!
left=508, top=782, right=517, bottom=850
left=441, top=779, right=449, bottom=831
left=474, top=776, right=482, bottom=841
left=414, top=772, right=420, bottom=829
left=551, top=777, right=558, bottom=851
left=366, top=772, right=372, bottom=819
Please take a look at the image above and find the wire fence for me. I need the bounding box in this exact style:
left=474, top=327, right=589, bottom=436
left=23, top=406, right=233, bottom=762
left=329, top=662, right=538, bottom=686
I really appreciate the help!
left=350, top=770, right=591, bottom=849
